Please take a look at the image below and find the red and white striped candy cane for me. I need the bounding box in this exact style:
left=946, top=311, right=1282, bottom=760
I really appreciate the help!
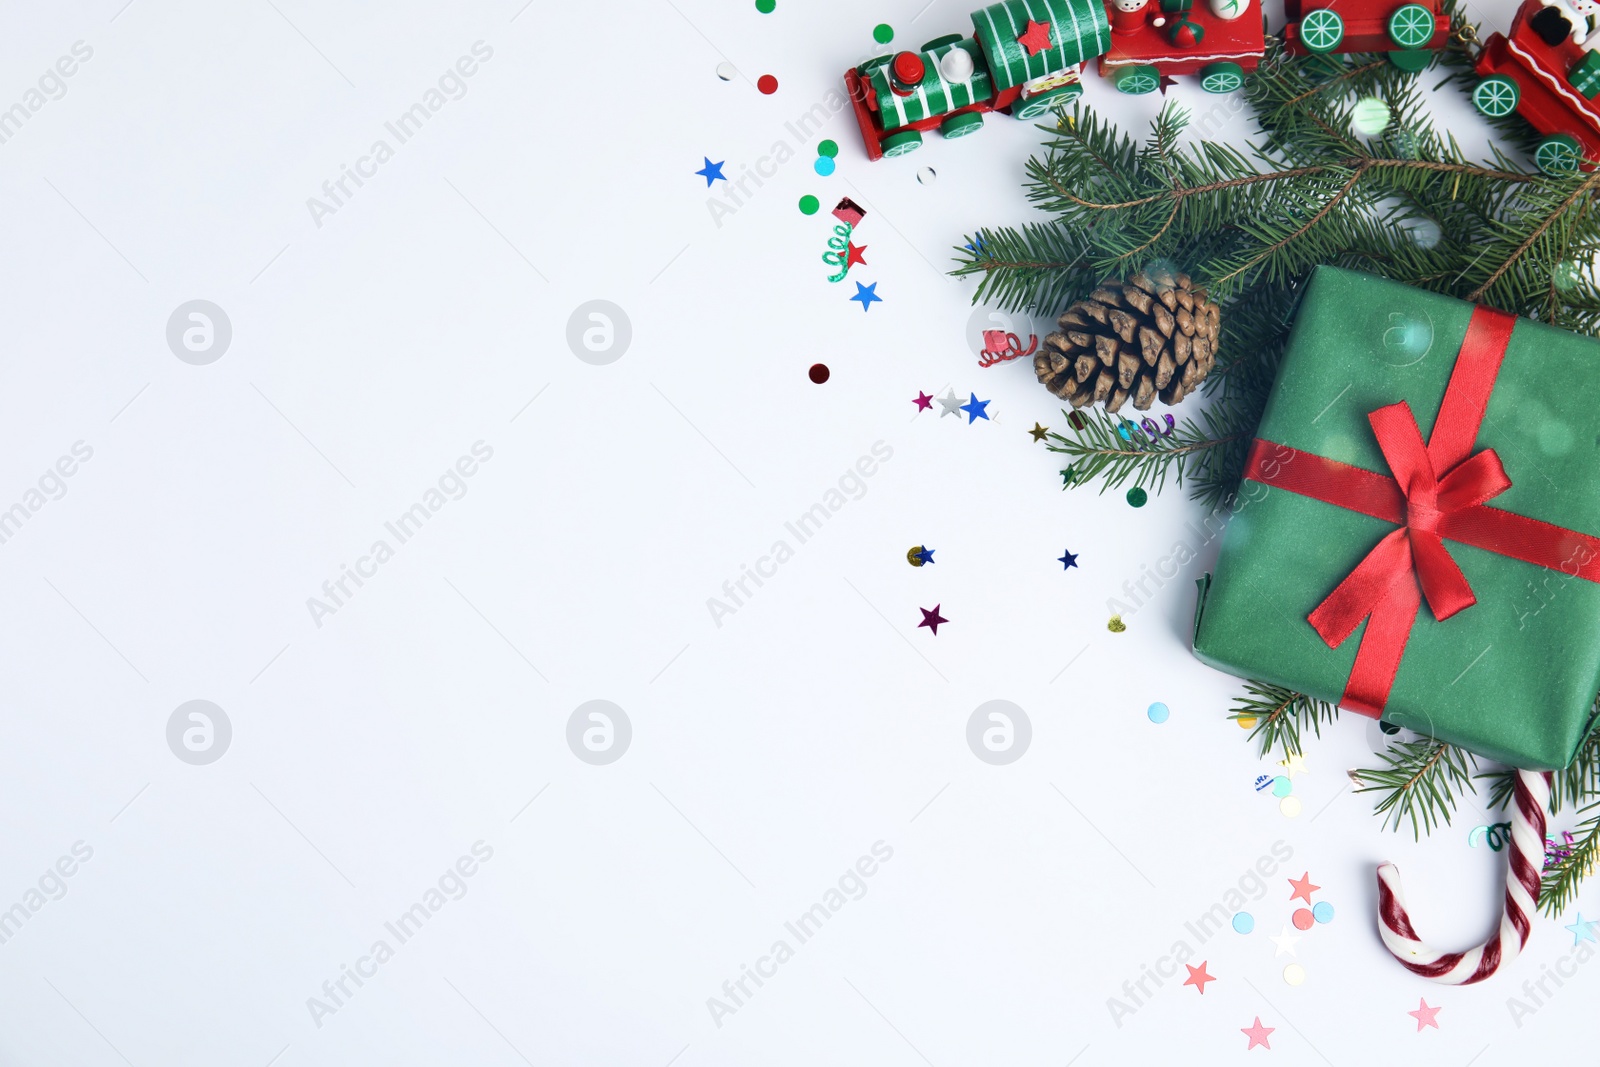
left=1377, top=768, right=1551, bottom=984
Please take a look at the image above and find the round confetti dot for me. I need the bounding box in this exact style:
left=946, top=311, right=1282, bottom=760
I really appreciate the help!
left=873, top=22, right=894, bottom=43
left=818, top=139, right=839, bottom=158
left=716, top=62, right=737, bottom=81
left=756, top=0, right=776, bottom=10
left=907, top=545, right=926, bottom=567
left=1147, top=702, right=1170, bottom=724
left=1351, top=96, right=1391, bottom=136
left=814, top=156, right=836, bottom=177
left=1271, top=775, right=1292, bottom=797
left=757, top=74, right=779, bottom=94
left=1312, top=901, right=1334, bottom=924
left=1284, top=963, right=1307, bottom=986
left=916, top=166, right=937, bottom=185
left=1126, top=487, right=1148, bottom=508
left=1068, top=412, right=1087, bottom=430
left=1292, top=908, right=1314, bottom=930
left=1280, top=795, right=1303, bottom=818
left=1237, top=715, right=1257, bottom=729
left=798, top=195, right=819, bottom=215
left=1107, top=615, right=1126, bottom=633
left=1232, top=912, right=1255, bottom=934
left=808, top=363, right=829, bottom=383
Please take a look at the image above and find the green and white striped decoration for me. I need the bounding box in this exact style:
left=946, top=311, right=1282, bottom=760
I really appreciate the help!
left=971, top=0, right=1110, bottom=93
left=1571, top=50, right=1600, bottom=100
left=869, top=39, right=994, bottom=130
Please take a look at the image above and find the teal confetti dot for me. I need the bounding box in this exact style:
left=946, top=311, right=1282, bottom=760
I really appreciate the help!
left=798, top=195, right=819, bottom=215
left=1271, top=775, right=1292, bottom=797
left=1147, top=702, right=1169, bottom=724
left=1312, top=901, right=1334, bottom=924
left=814, top=156, right=836, bottom=176
left=1126, top=487, right=1148, bottom=507
left=818, top=139, right=839, bottom=158
left=873, top=22, right=894, bottom=43
left=1232, top=912, right=1254, bottom=934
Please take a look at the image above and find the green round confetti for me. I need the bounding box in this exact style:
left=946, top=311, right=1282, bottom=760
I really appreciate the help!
left=873, top=23, right=894, bottom=43
left=1126, top=487, right=1148, bottom=508
left=818, top=139, right=839, bottom=158
left=756, top=0, right=776, bottom=11
left=798, top=195, right=819, bottom=215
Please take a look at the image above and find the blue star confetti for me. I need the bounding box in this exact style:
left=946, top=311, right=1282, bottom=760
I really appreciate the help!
left=696, top=157, right=726, bottom=186
left=917, top=546, right=935, bottom=565
left=1058, top=549, right=1078, bottom=570
left=1567, top=913, right=1597, bottom=945
left=960, top=393, right=990, bottom=422
left=850, top=281, right=881, bottom=312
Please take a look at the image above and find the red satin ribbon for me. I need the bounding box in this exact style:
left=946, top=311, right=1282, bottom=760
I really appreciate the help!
left=1244, top=306, right=1600, bottom=716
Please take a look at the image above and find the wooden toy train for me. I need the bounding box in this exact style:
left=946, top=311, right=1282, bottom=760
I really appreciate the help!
left=847, top=0, right=1600, bottom=176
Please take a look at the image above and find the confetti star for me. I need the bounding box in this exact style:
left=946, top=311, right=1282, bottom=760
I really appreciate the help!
left=1016, top=18, right=1053, bottom=55
left=918, top=604, right=947, bottom=635
left=1157, top=72, right=1179, bottom=95
left=1408, top=999, right=1442, bottom=1031
left=1029, top=422, right=1048, bottom=442
left=1280, top=752, right=1309, bottom=779
left=1058, top=549, right=1078, bottom=570
left=1241, top=1018, right=1274, bottom=1050
left=1288, top=871, right=1320, bottom=905
left=913, top=391, right=933, bottom=411
left=695, top=157, right=727, bottom=185
left=1060, top=466, right=1076, bottom=486
left=960, top=393, right=990, bottom=422
left=937, top=389, right=965, bottom=418
left=1269, top=926, right=1301, bottom=957
left=1567, top=913, right=1598, bottom=945
left=916, top=547, right=935, bottom=565
left=1183, top=961, right=1215, bottom=994
left=850, top=281, right=882, bottom=311
left=846, top=241, right=868, bottom=268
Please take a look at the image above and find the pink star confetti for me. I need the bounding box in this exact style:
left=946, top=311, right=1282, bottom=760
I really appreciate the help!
left=1241, top=1017, right=1274, bottom=1050
left=1408, top=999, right=1441, bottom=1031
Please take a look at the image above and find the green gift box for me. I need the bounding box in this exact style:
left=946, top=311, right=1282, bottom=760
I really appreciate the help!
left=1192, top=267, right=1600, bottom=770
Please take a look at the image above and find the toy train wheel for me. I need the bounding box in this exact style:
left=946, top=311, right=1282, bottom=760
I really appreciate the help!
left=881, top=129, right=924, bottom=156
left=1298, top=8, right=1345, bottom=53
left=1387, top=49, right=1432, bottom=71
left=1471, top=74, right=1520, bottom=118
left=1535, top=134, right=1583, bottom=176
left=1386, top=4, right=1435, bottom=49
left=1200, top=62, right=1245, bottom=93
left=1014, top=84, right=1083, bottom=118
left=1113, top=65, right=1161, bottom=94
left=941, top=111, right=986, bottom=137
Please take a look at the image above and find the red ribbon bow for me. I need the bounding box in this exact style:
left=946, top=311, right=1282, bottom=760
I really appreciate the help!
left=1244, top=306, right=1600, bottom=716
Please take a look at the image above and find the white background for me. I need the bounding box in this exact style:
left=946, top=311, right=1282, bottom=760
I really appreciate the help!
left=0, top=0, right=1584, bottom=1063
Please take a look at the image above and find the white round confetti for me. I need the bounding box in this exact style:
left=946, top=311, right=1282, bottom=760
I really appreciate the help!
left=1403, top=217, right=1441, bottom=250
left=1280, top=795, right=1303, bottom=818
left=917, top=166, right=937, bottom=185
left=1284, top=963, right=1306, bottom=986
left=1351, top=96, right=1391, bottom=136
left=716, top=62, right=737, bottom=81
left=939, top=48, right=975, bottom=82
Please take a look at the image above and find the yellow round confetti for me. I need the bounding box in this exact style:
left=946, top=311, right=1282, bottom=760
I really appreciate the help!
left=1237, top=716, right=1258, bottom=729
left=1280, top=795, right=1303, bottom=818
left=1284, top=963, right=1306, bottom=986
left=907, top=545, right=925, bottom=567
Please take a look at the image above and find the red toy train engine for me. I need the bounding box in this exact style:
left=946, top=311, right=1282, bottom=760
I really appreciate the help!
left=1473, top=0, right=1600, bottom=174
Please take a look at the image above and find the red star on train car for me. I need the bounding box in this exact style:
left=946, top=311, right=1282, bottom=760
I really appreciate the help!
left=1016, top=19, right=1053, bottom=55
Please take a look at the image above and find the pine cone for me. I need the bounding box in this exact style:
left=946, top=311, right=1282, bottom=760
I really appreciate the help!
left=1033, top=268, right=1221, bottom=413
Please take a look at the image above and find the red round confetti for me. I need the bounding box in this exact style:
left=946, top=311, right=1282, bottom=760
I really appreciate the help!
left=808, top=363, right=830, bottom=383
left=1069, top=411, right=1087, bottom=430
left=757, top=74, right=779, bottom=94
left=1292, top=908, right=1315, bottom=930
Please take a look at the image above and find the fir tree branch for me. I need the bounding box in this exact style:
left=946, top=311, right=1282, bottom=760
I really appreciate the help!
left=1540, top=804, right=1600, bottom=917
left=1229, top=680, right=1339, bottom=760
left=1351, top=739, right=1478, bottom=839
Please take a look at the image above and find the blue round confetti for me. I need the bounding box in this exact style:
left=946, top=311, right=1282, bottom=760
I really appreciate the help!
left=1232, top=912, right=1254, bottom=934
left=814, top=156, right=836, bottom=176
left=1271, top=775, right=1292, bottom=797
left=1147, top=702, right=1169, bottom=724
left=1312, top=901, right=1334, bottom=924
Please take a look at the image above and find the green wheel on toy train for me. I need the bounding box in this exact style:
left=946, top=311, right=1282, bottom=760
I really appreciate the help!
left=881, top=129, right=924, bottom=157
left=940, top=111, right=986, bottom=137
left=1535, top=134, right=1583, bottom=176
left=1386, top=4, right=1435, bottom=49
left=1013, top=83, right=1082, bottom=118
left=1199, top=61, right=1245, bottom=93
left=1113, top=65, right=1161, bottom=95
left=1471, top=74, right=1519, bottom=118
left=1298, top=8, right=1345, bottom=53
left=1387, top=48, right=1433, bottom=72
left=921, top=33, right=966, bottom=50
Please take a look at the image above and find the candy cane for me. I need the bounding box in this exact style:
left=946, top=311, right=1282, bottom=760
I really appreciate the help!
left=1377, top=768, right=1550, bottom=984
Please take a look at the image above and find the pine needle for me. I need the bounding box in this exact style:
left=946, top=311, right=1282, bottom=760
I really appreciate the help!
left=1229, top=680, right=1338, bottom=761
left=1351, top=739, right=1478, bottom=839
